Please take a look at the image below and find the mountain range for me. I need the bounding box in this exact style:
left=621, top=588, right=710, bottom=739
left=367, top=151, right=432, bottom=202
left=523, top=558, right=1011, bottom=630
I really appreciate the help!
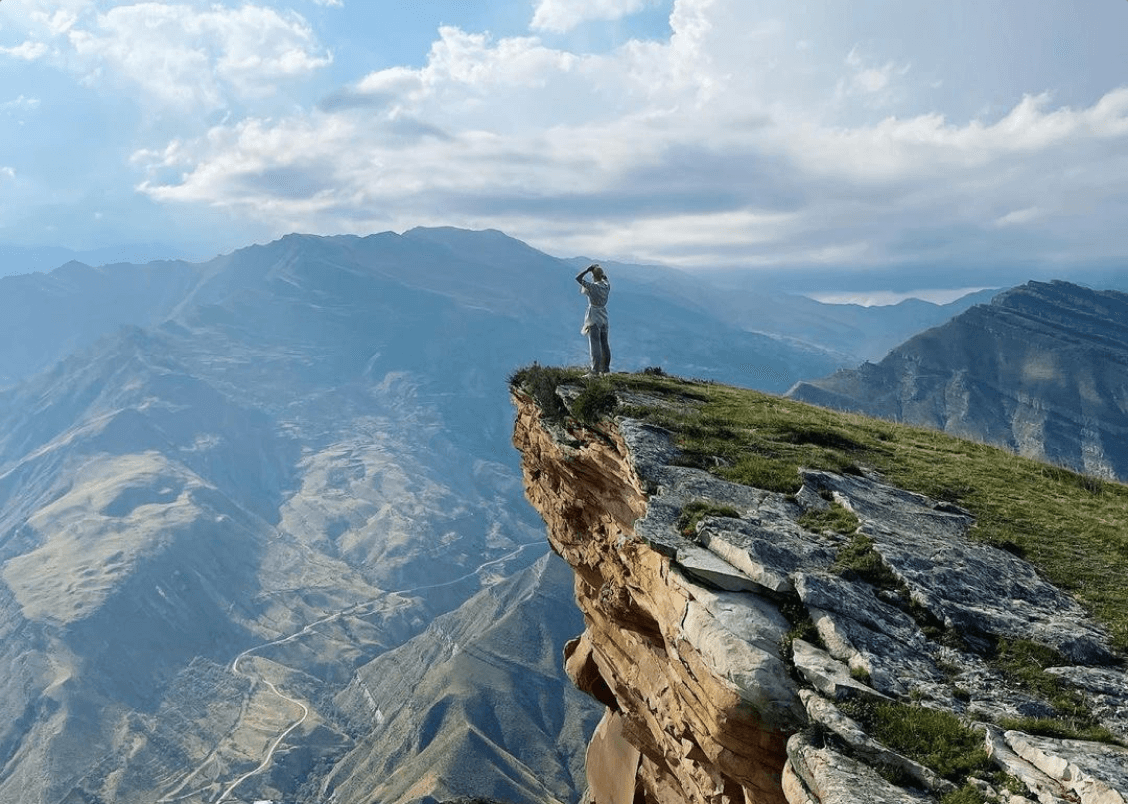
left=0, top=227, right=902, bottom=804
left=0, top=226, right=1102, bottom=803
left=789, top=280, right=1128, bottom=482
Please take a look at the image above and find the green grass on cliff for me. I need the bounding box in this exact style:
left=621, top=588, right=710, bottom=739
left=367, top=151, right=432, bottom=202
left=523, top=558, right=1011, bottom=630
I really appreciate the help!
left=509, top=365, right=1128, bottom=655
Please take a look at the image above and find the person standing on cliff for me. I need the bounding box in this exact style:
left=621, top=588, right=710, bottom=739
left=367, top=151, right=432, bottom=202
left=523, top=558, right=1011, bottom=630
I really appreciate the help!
left=576, top=263, right=611, bottom=375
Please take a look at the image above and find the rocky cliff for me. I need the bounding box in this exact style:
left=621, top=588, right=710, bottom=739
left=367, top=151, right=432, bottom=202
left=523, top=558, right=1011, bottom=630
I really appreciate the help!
left=510, top=368, right=1128, bottom=804
left=788, top=281, right=1128, bottom=482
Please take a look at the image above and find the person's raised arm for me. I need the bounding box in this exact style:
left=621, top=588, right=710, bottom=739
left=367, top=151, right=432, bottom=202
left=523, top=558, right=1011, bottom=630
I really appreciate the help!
left=575, top=265, right=593, bottom=284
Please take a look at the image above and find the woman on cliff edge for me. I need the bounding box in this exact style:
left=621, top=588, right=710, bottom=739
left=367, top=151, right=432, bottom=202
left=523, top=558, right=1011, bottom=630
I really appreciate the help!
left=576, top=263, right=611, bottom=375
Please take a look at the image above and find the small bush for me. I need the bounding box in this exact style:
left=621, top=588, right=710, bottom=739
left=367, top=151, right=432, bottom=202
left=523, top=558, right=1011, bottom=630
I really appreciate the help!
left=509, top=364, right=579, bottom=422
left=571, top=377, right=619, bottom=425
left=939, top=784, right=988, bottom=804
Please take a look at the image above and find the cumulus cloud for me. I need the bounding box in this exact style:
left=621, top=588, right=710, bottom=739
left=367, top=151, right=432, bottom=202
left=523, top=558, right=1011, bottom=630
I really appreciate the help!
left=0, top=41, right=50, bottom=60
left=94, top=0, right=1128, bottom=270
left=132, top=9, right=724, bottom=230
left=16, top=2, right=331, bottom=110
left=531, top=0, right=656, bottom=33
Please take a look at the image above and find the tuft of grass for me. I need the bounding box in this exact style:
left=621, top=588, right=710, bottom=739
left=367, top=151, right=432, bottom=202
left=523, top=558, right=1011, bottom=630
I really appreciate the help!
left=850, top=666, right=872, bottom=684
left=991, top=639, right=1122, bottom=744
left=676, top=500, right=741, bottom=538
left=997, top=716, right=1119, bottom=744
left=798, top=501, right=861, bottom=535
left=778, top=598, right=823, bottom=659
left=939, top=785, right=989, bottom=804
left=832, top=534, right=900, bottom=589
left=837, top=697, right=992, bottom=782
left=571, top=377, right=619, bottom=425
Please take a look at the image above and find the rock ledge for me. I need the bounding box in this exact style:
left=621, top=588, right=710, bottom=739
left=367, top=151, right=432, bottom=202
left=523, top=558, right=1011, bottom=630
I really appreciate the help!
left=511, top=383, right=1128, bottom=804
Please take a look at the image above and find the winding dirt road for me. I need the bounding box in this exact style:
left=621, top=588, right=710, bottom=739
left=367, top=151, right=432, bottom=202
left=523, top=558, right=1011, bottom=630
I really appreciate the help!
left=158, top=539, right=545, bottom=804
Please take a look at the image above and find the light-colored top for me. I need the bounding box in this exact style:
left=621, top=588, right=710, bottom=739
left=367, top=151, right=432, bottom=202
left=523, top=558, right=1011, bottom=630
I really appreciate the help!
left=579, top=278, right=610, bottom=334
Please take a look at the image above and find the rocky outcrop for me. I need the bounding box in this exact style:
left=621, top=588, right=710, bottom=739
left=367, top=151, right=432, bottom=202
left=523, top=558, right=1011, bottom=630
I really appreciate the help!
left=788, top=281, right=1128, bottom=482
left=511, top=382, right=1128, bottom=804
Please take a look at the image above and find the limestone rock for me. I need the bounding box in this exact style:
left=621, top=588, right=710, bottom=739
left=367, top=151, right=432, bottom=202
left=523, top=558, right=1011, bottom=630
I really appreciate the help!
left=1006, top=731, right=1128, bottom=804
left=511, top=382, right=1128, bottom=804
left=586, top=710, right=642, bottom=804
left=801, top=469, right=1114, bottom=664
left=785, top=732, right=933, bottom=804
left=981, top=724, right=1076, bottom=804
left=791, top=639, right=887, bottom=702
left=798, top=689, right=955, bottom=795
left=1045, top=666, right=1128, bottom=741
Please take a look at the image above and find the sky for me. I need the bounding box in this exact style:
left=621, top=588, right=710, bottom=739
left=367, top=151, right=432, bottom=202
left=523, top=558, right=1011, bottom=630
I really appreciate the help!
left=2, top=0, right=1127, bottom=289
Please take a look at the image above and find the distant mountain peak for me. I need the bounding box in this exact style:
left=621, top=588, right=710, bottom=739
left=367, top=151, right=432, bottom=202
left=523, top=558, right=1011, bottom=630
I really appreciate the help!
left=788, top=280, right=1128, bottom=480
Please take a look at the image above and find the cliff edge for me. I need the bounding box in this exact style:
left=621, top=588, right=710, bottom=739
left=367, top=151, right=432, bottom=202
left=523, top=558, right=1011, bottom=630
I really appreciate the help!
left=510, top=367, right=1128, bottom=804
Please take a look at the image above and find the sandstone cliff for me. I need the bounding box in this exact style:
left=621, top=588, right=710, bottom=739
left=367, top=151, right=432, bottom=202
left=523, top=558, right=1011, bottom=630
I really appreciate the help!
left=788, top=281, right=1128, bottom=482
left=510, top=368, right=1128, bottom=804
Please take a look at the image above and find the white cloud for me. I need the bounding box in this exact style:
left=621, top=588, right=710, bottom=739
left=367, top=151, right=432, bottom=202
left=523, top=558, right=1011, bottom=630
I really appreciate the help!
left=108, top=0, right=1128, bottom=270
left=0, top=41, right=50, bottom=60
left=1, top=95, right=41, bottom=112
left=132, top=5, right=729, bottom=227
left=531, top=0, right=656, bottom=33
left=18, top=3, right=330, bottom=110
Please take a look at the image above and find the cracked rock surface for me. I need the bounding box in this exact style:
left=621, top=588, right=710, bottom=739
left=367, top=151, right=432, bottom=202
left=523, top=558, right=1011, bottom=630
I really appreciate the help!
left=512, top=387, right=1128, bottom=804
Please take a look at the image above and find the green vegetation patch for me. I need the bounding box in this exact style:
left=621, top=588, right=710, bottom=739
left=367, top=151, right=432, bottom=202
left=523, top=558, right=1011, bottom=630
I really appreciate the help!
left=939, top=785, right=989, bottom=804
left=508, top=364, right=584, bottom=423
left=837, top=697, right=992, bottom=782
left=831, top=533, right=900, bottom=589
left=799, top=501, right=861, bottom=536
left=778, top=598, right=823, bottom=659
left=570, top=377, right=619, bottom=425
left=676, top=500, right=741, bottom=538
left=992, top=639, right=1121, bottom=743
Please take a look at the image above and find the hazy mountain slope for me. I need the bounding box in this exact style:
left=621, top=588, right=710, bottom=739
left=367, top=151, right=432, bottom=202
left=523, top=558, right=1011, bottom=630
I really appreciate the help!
left=0, top=227, right=849, bottom=803
left=0, top=259, right=203, bottom=386
left=325, top=554, right=599, bottom=804
left=0, top=242, right=201, bottom=279
left=789, top=280, right=1128, bottom=480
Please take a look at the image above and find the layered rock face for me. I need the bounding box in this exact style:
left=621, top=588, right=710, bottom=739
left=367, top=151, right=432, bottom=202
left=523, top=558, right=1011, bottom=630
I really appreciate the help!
left=788, top=281, right=1128, bottom=481
left=511, top=384, right=1128, bottom=804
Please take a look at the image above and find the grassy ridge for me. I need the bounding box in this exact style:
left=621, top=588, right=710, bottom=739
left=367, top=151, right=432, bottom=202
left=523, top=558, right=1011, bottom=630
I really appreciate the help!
left=509, top=366, right=1128, bottom=654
